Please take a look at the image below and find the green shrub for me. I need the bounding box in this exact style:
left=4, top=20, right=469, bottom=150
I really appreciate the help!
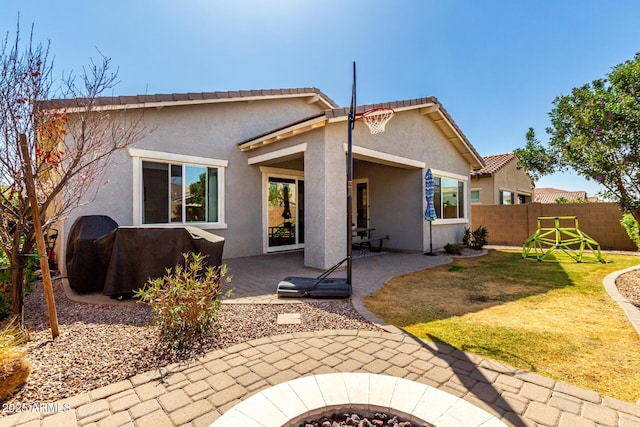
left=463, top=226, right=489, bottom=250
left=620, top=214, right=640, bottom=251
left=134, top=252, right=232, bottom=351
left=444, top=243, right=463, bottom=255
left=0, top=251, right=38, bottom=320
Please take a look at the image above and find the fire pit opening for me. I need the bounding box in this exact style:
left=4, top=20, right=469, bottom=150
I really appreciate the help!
left=288, top=408, right=433, bottom=427
left=211, top=373, right=507, bottom=427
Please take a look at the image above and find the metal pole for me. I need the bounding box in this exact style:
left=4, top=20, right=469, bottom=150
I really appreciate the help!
left=347, top=108, right=353, bottom=285
left=346, top=62, right=356, bottom=285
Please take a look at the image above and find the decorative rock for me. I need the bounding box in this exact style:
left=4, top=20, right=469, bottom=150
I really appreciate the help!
left=302, top=412, right=414, bottom=427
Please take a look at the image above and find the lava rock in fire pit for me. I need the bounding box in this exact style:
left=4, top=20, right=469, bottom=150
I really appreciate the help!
left=298, top=412, right=435, bottom=427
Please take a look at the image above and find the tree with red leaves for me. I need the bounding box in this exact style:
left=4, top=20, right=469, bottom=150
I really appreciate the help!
left=0, top=22, right=145, bottom=326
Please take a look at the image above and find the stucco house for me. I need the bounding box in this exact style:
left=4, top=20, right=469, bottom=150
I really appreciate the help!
left=59, top=88, right=484, bottom=271
left=533, top=187, right=590, bottom=203
left=469, top=153, right=534, bottom=205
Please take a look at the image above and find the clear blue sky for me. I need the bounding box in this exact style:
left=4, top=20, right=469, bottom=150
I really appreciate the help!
left=3, top=0, right=640, bottom=197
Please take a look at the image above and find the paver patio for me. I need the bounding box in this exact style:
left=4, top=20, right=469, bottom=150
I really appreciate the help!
left=2, top=250, right=639, bottom=427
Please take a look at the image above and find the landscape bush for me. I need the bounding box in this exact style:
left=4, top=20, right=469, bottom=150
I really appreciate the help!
left=463, top=225, right=489, bottom=250
left=444, top=243, right=463, bottom=255
left=134, top=252, right=232, bottom=351
left=0, top=250, right=38, bottom=320
left=620, top=214, right=640, bottom=251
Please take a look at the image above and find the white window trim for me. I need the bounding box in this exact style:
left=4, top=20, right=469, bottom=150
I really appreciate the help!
left=129, top=148, right=228, bottom=228
left=499, top=188, right=516, bottom=205
left=343, top=144, right=425, bottom=169
left=516, top=188, right=533, bottom=196
left=248, top=143, right=307, bottom=165
left=258, top=166, right=304, bottom=177
left=470, top=188, right=482, bottom=205
left=429, top=168, right=468, bottom=182
left=427, top=168, right=470, bottom=225
left=129, top=148, right=228, bottom=168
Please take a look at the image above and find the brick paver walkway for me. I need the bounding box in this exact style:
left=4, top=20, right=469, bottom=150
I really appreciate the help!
left=3, top=330, right=639, bottom=427
left=2, top=250, right=639, bottom=426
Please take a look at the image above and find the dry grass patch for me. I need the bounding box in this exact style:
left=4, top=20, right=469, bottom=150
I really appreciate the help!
left=363, top=250, right=640, bottom=403
left=0, top=318, right=31, bottom=401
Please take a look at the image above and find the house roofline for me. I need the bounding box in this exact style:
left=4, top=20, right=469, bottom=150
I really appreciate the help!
left=238, top=112, right=328, bottom=151
left=45, top=88, right=339, bottom=112
left=239, top=96, right=485, bottom=169
left=471, top=153, right=518, bottom=177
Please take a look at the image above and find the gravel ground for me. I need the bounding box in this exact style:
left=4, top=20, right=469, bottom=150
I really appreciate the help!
left=6, top=279, right=379, bottom=405
left=5, top=263, right=639, bottom=406
left=616, top=268, right=640, bottom=308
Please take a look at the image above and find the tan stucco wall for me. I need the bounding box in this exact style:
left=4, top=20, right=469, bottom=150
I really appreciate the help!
left=472, top=176, right=495, bottom=205
left=471, top=203, right=636, bottom=251
left=62, top=97, right=326, bottom=264
left=318, top=109, right=474, bottom=264
left=471, top=159, right=533, bottom=205
left=61, top=98, right=480, bottom=271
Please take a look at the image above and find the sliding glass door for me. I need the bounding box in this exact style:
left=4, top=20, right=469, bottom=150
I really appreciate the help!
left=267, top=176, right=304, bottom=251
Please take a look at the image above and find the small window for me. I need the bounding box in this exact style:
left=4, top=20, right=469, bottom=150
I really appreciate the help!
left=500, top=190, right=514, bottom=205
left=471, top=190, right=480, bottom=204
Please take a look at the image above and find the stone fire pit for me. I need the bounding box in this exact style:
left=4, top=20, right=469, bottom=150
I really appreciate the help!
left=211, top=373, right=507, bottom=427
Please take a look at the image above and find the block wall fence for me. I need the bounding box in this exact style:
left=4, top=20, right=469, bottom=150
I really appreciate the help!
left=471, top=203, right=637, bottom=251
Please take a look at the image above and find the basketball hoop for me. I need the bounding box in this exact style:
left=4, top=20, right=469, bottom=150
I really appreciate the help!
left=356, top=107, right=395, bottom=134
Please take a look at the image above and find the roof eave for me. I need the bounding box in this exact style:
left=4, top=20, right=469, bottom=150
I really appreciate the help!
left=237, top=96, right=486, bottom=171
left=238, top=113, right=328, bottom=151
left=47, top=88, right=339, bottom=113
left=421, top=102, right=485, bottom=170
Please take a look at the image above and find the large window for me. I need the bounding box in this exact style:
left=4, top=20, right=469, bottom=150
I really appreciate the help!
left=142, top=161, right=219, bottom=224
left=130, top=149, right=227, bottom=226
left=433, top=176, right=466, bottom=219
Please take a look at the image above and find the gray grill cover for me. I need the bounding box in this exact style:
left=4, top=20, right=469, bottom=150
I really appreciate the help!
left=94, top=226, right=224, bottom=298
left=65, top=215, right=119, bottom=293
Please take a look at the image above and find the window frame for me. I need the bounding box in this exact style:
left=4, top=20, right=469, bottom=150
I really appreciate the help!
left=429, top=169, right=468, bottom=224
left=499, top=189, right=515, bottom=205
left=470, top=189, right=481, bottom=204
left=129, top=148, right=228, bottom=228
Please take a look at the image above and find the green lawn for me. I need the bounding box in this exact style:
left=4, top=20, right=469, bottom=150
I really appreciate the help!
left=362, top=250, right=640, bottom=403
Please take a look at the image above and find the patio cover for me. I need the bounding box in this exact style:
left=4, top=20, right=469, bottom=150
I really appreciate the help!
left=94, top=226, right=224, bottom=298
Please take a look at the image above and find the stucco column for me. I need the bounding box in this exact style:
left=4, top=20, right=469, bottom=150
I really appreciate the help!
left=304, top=129, right=347, bottom=270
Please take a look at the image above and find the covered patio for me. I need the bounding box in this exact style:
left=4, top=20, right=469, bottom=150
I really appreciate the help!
left=222, top=250, right=452, bottom=303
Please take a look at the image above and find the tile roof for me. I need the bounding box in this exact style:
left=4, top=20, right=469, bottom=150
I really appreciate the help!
left=471, top=153, right=516, bottom=177
left=324, top=96, right=439, bottom=118
left=534, top=188, right=588, bottom=203
left=46, top=87, right=339, bottom=110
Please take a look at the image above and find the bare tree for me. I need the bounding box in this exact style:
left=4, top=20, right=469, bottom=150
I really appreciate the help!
left=0, top=22, right=145, bottom=324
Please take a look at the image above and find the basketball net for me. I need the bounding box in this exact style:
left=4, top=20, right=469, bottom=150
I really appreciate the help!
left=357, top=108, right=395, bottom=134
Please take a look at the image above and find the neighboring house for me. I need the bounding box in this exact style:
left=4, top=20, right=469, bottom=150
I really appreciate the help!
left=470, top=153, right=534, bottom=205
left=534, top=188, right=589, bottom=204
left=57, top=88, right=484, bottom=271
